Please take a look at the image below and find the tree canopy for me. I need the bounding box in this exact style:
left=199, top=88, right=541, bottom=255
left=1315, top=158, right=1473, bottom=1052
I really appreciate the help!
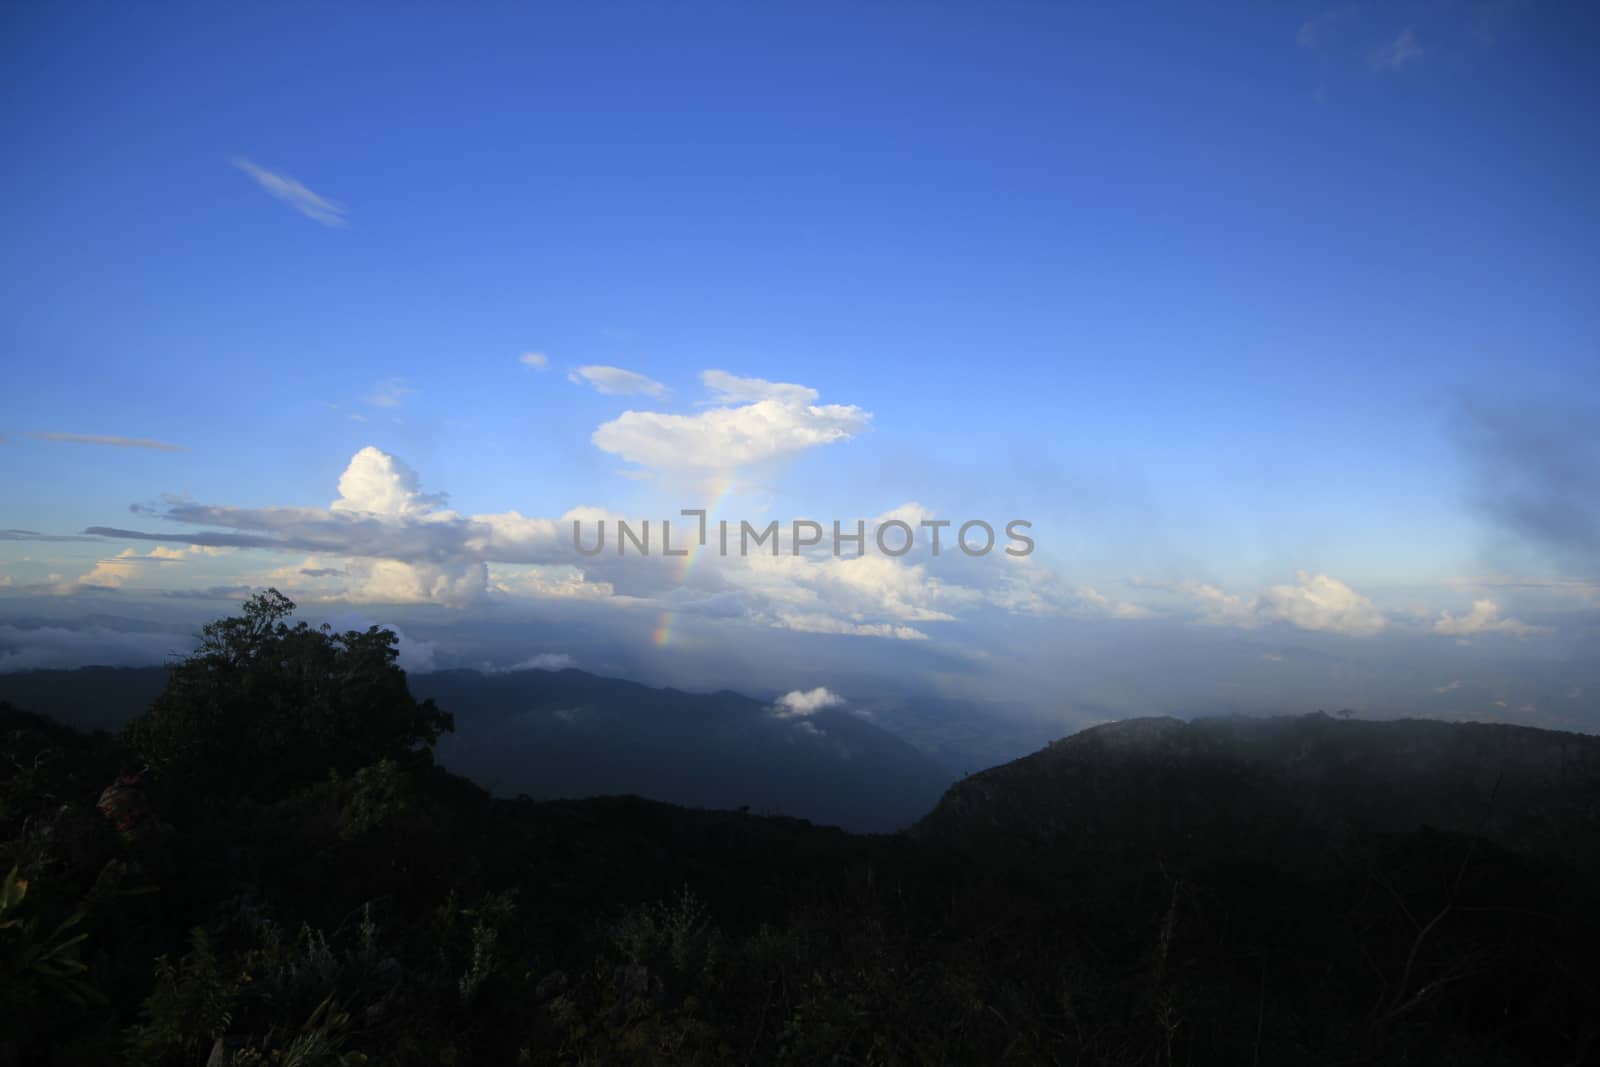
left=125, top=590, right=452, bottom=803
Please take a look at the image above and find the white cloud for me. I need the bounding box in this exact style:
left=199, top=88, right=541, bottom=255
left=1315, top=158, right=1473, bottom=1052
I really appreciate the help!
left=331, top=446, right=448, bottom=516
left=71, top=549, right=142, bottom=591
left=700, top=369, right=819, bottom=406
left=232, top=157, right=347, bottom=227
left=992, top=562, right=1150, bottom=620
left=774, top=686, right=845, bottom=717
left=62, top=545, right=208, bottom=593
left=1160, top=571, right=1386, bottom=636
left=1167, top=580, right=1256, bottom=627
left=1258, top=571, right=1387, bottom=636
left=1370, top=29, right=1422, bottom=70
left=339, top=557, right=487, bottom=606
left=32, top=432, right=186, bottom=452
left=94, top=449, right=639, bottom=608
left=592, top=373, right=870, bottom=471
left=82, top=446, right=1081, bottom=643
left=518, top=652, right=574, bottom=671
left=770, top=612, right=929, bottom=641
left=487, top=651, right=574, bottom=672
left=520, top=352, right=550, bottom=370
left=489, top=564, right=615, bottom=600
left=568, top=365, right=668, bottom=398
left=1433, top=599, right=1547, bottom=638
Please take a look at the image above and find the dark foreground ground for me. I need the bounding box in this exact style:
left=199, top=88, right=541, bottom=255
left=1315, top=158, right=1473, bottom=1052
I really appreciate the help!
left=6, top=697, right=1599, bottom=1066
left=5, top=596, right=1599, bottom=1066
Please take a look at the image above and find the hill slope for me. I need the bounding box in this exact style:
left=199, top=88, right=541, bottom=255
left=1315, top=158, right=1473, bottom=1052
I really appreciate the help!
left=0, top=665, right=953, bottom=832
left=5, top=697, right=1600, bottom=1064
left=410, top=668, right=952, bottom=832
left=916, top=712, right=1600, bottom=874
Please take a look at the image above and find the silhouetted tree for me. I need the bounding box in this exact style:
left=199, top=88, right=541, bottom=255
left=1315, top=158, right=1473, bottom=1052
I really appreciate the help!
left=125, top=590, right=452, bottom=803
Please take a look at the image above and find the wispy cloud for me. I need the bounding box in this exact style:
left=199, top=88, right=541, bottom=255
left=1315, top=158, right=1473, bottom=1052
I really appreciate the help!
left=2, top=529, right=108, bottom=543
left=496, top=652, right=574, bottom=672
left=1297, top=6, right=1357, bottom=50
left=365, top=378, right=416, bottom=408
left=567, top=365, right=668, bottom=398
left=1370, top=28, right=1422, bottom=70
left=32, top=432, right=186, bottom=452
left=1451, top=396, right=1600, bottom=577
left=232, top=157, right=348, bottom=227
left=519, top=352, right=550, bottom=370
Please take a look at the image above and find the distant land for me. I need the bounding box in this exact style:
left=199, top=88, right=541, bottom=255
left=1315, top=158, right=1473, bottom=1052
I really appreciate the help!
left=0, top=665, right=955, bottom=832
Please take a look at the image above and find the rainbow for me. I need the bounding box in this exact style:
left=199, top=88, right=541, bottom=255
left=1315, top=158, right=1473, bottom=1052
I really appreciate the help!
left=651, top=472, right=735, bottom=647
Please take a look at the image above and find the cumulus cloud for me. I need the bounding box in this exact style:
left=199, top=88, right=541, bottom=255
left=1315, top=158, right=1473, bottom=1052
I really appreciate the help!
left=31, top=432, right=186, bottom=451
left=1433, top=599, right=1547, bottom=638
left=774, top=686, right=845, bottom=717
left=1159, top=571, right=1386, bottom=636
left=339, top=558, right=487, bottom=606
left=592, top=372, right=870, bottom=471
left=75, top=448, right=1064, bottom=643
left=489, top=564, right=616, bottom=600
left=568, top=365, right=668, bottom=398
left=62, top=546, right=205, bottom=593
left=1258, top=571, right=1387, bottom=636
left=741, top=551, right=963, bottom=624
left=74, top=550, right=141, bottom=589
left=519, top=352, right=550, bottom=370
left=85, top=448, right=643, bottom=607
left=331, top=446, right=448, bottom=516
left=232, top=157, right=347, bottom=227
left=700, top=369, right=820, bottom=407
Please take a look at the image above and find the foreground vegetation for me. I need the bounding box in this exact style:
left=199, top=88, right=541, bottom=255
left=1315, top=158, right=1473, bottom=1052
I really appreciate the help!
left=3, top=593, right=1597, bottom=1065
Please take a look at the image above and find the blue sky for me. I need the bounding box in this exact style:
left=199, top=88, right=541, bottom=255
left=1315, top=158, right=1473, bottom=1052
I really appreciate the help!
left=2, top=2, right=1597, bottom=733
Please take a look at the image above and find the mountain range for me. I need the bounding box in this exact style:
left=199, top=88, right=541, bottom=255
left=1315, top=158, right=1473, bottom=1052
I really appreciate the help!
left=0, top=665, right=955, bottom=832
left=5, top=660, right=1600, bottom=1063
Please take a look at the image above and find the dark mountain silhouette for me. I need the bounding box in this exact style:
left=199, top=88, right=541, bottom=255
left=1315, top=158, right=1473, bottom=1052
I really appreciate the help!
left=409, top=668, right=953, bottom=831
left=0, top=665, right=953, bottom=832
left=918, top=712, right=1600, bottom=874
left=0, top=666, right=169, bottom=732
left=4, top=606, right=1598, bottom=1065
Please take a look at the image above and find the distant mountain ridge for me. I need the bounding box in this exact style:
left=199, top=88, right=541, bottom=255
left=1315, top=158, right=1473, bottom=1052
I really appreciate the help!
left=409, top=668, right=954, bottom=831
left=917, top=711, right=1600, bottom=874
left=0, top=664, right=954, bottom=832
left=8, top=665, right=1599, bottom=845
